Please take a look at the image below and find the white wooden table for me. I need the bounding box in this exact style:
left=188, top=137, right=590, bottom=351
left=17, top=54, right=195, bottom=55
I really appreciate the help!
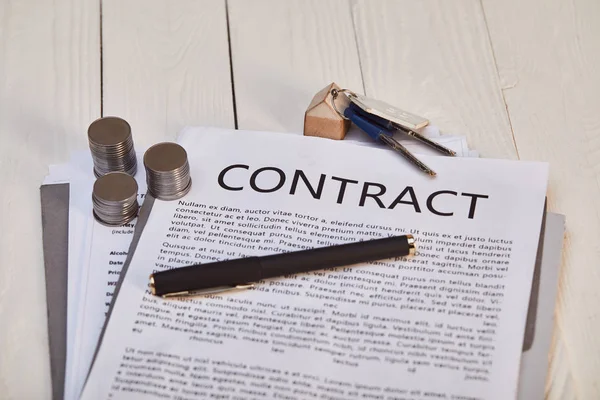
left=0, top=0, right=598, bottom=398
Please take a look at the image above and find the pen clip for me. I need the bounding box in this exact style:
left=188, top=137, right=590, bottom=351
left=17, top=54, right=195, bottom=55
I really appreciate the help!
left=161, top=283, right=255, bottom=299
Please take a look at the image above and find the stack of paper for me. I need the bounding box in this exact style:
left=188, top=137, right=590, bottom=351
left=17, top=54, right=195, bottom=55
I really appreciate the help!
left=40, top=127, right=562, bottom=400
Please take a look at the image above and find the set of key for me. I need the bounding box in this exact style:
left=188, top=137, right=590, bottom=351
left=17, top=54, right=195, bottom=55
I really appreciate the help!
left=331, top=89, right=455, bottom=176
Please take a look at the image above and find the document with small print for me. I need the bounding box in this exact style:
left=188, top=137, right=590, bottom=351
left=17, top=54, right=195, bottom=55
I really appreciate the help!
left=81, top=128, right=548, bottom=400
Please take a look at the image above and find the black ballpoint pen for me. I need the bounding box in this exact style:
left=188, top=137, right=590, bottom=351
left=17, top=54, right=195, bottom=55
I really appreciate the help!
left=149, top=234, right=416, bottom=298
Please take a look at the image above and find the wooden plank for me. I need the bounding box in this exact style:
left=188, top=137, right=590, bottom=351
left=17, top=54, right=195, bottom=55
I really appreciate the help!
left=0, top=0, right=101, bottom=398
left=102, top=0, right=235, bottom=146
left=547, top=328, right=578, bottom=400
left=227, top=0, right=363, bottom=132
left=352, top=0, right=517, bottom=159
left=482, top=0, right=600, bottom=397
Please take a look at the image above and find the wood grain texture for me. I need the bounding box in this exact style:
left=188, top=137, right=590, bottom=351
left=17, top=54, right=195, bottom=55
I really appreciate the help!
left=102, top=0, right=235, bottom=147
left=0, top=0, right=100, bottom=398
left=1, top=0, right=594, bottom=398
left=352, top=0, right=517, bottom=159
left=546, top=327, right=578, bottom=400
left=227, top=0, right=364, bottom=132
left=482, top=0, right=600, bottom=397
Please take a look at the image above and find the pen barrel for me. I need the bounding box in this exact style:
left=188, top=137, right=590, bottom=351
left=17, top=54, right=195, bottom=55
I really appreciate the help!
left=151, top=257, right=263, bottom=296
left=259, top=235, right=414, bottom=279
left=151, top=235, right=414, bottom=297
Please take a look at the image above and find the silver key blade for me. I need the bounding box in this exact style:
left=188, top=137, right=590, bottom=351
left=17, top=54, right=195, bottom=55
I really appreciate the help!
left=379, top=135, right=437, bottom=176
left=394, top=125, right=457, bottom=156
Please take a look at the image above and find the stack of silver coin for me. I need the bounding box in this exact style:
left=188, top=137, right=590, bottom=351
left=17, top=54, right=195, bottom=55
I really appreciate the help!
left=92, top=172, right=139, bottom=226
left=88, top=116, right=137, bottom=177
left=144, top=142, right=192, bottom=200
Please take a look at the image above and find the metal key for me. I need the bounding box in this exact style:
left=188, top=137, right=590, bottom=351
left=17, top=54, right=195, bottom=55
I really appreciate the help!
left=344, top=106, right=437, bottom=176
left=348, top=102, right=456, bottom=157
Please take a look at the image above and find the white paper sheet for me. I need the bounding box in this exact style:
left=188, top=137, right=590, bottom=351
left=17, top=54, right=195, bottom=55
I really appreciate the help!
left=60, top=152, right=95, bottom=400
left=41, top=151, right=146, bottom=400
left=44, top=127, right=560, bottom=400
left=82, top=128, right=548, bottom=400
left=345, top=134, right=472, bottom=157
left=178, top=125, right=478, bottom=159
left=54, top=128, right=475, bottom=398
left=342, top=124, right=473, bottom=158
left=68, top=165, right=147, bottom=400
left=64, top=178, right=93, bottom=400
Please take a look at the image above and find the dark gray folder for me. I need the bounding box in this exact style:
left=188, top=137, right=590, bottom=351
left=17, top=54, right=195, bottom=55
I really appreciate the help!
left=40, top=183, right=69, bottom=400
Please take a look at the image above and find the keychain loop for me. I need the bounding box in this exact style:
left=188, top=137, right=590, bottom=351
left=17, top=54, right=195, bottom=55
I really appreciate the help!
left=330, top=88, right=355, bottom=121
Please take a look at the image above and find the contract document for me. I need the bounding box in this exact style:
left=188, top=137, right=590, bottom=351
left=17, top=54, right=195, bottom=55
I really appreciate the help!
left=60, top=131, right=475, bottom=399
left=82, top=128, right=548, bottom=400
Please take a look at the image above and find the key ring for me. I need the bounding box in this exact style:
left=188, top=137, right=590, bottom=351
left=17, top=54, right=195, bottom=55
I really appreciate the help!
left=330, top=88, right=356, bottom=121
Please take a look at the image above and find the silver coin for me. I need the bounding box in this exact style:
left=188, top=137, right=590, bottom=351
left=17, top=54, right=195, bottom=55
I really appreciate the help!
left=148, top=178, right=192, bottom=201
left=88, top=116, right=137, bottom=177
left=92, top=172, right=139, bottom=226
left=88, top=117, right=131, bottom=145
left=143, top=142, right=188, bottom=172
left=144, top=142, right=192, bottom=201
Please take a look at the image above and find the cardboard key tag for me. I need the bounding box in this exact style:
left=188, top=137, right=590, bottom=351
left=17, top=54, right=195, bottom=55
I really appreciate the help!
left=303, top=82, right=351, bottom=140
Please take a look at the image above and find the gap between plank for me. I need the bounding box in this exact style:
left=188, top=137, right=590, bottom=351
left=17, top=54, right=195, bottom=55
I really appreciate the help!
left=225, top=0, right=238, bottom=129
left=481, top=0, right=580, bottom=396
left=99, top=0, right=104, bottom=117
left=349, top=0, right=366, bottom=96
left=478, top=0, right=520, bottom=159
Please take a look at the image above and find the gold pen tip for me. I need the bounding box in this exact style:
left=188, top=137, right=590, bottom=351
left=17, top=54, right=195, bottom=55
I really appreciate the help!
left=149, top=274, right=156, bottom=295
left=406, top=234, right=416, bottom=256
